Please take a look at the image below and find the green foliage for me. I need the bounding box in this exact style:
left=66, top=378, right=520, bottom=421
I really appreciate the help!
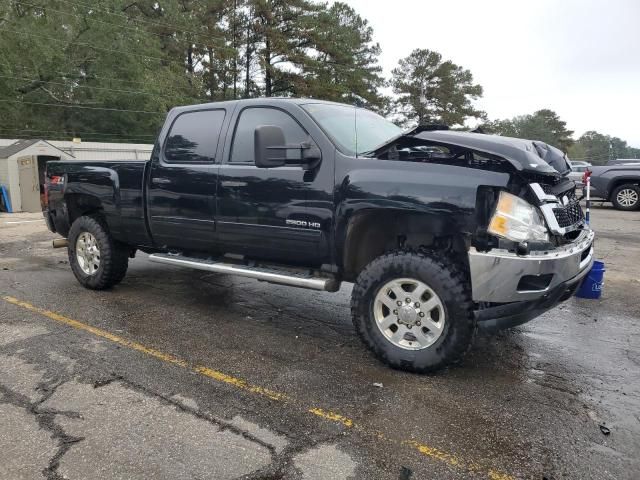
left=484, top=109, right=575, bottom=152
left=1, top=0, right=636, bottom=158
left=390, top=48, right=484, bottom=127
left=249, top=0, right=322, bottom=97
left=306, top=2, right=388, bottom=111
left=0, top=0, right=390, bottom=141
left=567, top=131, right=640, bottom=165
left=0, top=0, right=194, bottom=142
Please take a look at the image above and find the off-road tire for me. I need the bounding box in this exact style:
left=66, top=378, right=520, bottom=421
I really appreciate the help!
left=68, top=215, right=129, bottom=290
left=610, top=184, right=640, bottom=211
left=351, top=250, right=476, bottom=373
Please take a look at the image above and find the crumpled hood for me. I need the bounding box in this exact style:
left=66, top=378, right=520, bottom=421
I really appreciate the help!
left=378, top=129, right=571, bottom=176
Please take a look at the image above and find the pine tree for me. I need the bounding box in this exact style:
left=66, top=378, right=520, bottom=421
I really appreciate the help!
left=305, top=2, right=387, bottom=110
left=0, top=0, right=390, bottom=140
left=391, top=48, right=484, bottom=127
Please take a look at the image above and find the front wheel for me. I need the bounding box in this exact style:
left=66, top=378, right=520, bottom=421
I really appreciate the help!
left=611, top=184, right=640, bottom=211
left=351, top=250, right=476, bottom=373
left=68, top=215, right=129, bottom=290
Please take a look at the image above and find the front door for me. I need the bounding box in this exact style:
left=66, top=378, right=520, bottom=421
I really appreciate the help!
left=216, top=106, right=323, bottom=264
left=17, top=156, right=40, bottom=212
left=147, top=108, right=227, bottom=251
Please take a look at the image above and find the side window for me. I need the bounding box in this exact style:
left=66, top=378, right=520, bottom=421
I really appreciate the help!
left=230, top=107, right=308, bottom=163
left=164, top=109, right=225, bottom=163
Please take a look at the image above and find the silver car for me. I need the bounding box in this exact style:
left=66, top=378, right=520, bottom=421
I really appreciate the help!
left=567, top=161, right=592, bottom=187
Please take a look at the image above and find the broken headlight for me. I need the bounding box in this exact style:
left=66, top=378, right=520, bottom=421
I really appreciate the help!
left=488, top=191, right=549, bottom=243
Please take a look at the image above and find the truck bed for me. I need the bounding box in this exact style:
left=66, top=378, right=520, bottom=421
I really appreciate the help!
left=45, top=160, right=150, bottom=245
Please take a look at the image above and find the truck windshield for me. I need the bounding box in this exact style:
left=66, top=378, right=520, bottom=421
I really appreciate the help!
left=302, top=103, right=402, bottom=157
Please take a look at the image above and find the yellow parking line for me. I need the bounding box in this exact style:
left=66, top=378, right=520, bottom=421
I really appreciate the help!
left=308, top=407, right=354, bottom=427
left=193, top=366, right=287, bottom=401
left=2, top=295, right=514, bottom=480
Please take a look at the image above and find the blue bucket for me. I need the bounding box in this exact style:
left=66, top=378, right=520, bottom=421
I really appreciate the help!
left=575, top=260, right=605, bottom=299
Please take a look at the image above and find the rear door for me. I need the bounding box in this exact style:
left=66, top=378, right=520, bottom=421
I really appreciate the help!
left=147, top=108, right=227, bottom=251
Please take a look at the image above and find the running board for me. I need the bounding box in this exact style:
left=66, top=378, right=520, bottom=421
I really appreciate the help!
left=148, top=253, right=338, bottom=291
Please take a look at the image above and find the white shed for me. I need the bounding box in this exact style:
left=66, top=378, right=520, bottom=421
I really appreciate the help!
left=0, top=139, right=74, bottom=213
left=0, top=138, right=154, bottom=162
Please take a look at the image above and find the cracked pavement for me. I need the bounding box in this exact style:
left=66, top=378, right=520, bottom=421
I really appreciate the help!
left=1, top=206, right=639, bottom=479
left=0, top=320, right=352, bottom=480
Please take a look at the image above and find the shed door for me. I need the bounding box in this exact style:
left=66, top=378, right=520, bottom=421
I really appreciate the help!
left=17, top=156, right=40, bottom=212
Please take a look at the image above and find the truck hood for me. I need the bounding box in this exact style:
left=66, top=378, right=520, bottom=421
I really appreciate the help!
left=371, top=129, right=571, bottom=176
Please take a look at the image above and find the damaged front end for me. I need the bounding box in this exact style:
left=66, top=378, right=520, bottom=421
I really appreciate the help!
left=369, top=127, right=595, bottom=329
left=469, top=179, right=594, bottom=329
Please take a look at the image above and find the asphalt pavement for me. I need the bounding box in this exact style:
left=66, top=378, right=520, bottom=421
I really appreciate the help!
left=0, top=205, right=638, bottom=480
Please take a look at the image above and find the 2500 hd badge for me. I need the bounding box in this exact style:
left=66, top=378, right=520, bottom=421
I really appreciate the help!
left=286, top=219, right=321, bottom=228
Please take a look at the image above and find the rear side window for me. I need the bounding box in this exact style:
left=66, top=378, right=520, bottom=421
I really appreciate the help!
left=230, top=107, right=308, bottom=163
left=164, top=109, right=225, bottom=163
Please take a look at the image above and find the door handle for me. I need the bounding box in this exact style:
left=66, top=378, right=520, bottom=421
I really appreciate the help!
left=152, top=178, right=171, bottom=185
left=221, top=181, right=248, bottom=188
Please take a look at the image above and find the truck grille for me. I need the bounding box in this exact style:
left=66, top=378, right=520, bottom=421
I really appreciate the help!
left=552, top=191, right=584, bottom=228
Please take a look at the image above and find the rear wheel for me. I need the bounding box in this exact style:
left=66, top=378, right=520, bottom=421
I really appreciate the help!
left=68, top=215, right=129, bottom=290
left=611, top=184, right=640, bottom=211
left=351, top=250, right=475, bottom=373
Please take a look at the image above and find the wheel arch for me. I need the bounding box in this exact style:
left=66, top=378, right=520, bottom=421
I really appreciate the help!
left=50, top=193, right=105, bottom=237
left=339, top=208, right=471, bottom=282
left=57, top=165, right=121, bottom=238
left=66, top=193, right=105, bottom=223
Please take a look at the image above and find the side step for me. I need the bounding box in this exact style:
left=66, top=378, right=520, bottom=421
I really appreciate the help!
left=148, top=253, right=338, bottom=291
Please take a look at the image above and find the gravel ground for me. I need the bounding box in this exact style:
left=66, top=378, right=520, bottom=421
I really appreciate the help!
left=0, top=205, right=638, bottom=480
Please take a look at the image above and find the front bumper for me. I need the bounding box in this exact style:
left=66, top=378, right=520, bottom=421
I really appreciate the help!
left=469, top=228, right=594, bottom=303
left=474, top=270, right=588, bottom=330
left=469, top=228, right=594, bottom=330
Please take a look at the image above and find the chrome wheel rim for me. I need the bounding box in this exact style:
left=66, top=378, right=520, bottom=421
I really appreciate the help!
left=616, top=188, right=638, bottom=207
left=76, top=232, right=100, bottom=275
left=373, top=278, right=446, bottom=351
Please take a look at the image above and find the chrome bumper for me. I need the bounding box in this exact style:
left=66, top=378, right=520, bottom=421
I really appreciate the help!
left=468, top=229, right=595, bottom=303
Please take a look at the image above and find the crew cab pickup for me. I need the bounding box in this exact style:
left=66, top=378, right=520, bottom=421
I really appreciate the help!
left=44, top=98, right=594, bottom=372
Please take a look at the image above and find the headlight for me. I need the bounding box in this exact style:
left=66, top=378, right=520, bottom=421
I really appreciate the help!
left=488, top=191, right=549, bottom=243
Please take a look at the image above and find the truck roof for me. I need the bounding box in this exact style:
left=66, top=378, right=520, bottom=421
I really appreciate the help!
left=168, top=97, right=345, bottom=115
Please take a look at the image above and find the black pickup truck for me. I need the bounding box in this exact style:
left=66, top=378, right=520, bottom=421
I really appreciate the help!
left=44, top=98, right=594, bottom=372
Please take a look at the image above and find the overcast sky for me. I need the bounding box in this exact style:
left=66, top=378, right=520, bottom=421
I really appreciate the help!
left=341, top=0, right=640, bottom=147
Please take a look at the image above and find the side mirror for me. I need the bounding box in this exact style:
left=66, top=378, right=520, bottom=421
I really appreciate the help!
left=255, top=125, right=321, bottom=169
left=255, top=125, right=287, bottom=168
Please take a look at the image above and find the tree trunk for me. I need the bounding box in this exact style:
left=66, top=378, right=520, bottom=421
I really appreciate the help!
left=187, top=39, right=194, bottom=74
left=264, top=38, right=272, bottom=97
left=232, top=0, right=238, bottom=99
left=207, top=46, right=216, bottom=100
left=244, top=15, right=252, bottom=98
